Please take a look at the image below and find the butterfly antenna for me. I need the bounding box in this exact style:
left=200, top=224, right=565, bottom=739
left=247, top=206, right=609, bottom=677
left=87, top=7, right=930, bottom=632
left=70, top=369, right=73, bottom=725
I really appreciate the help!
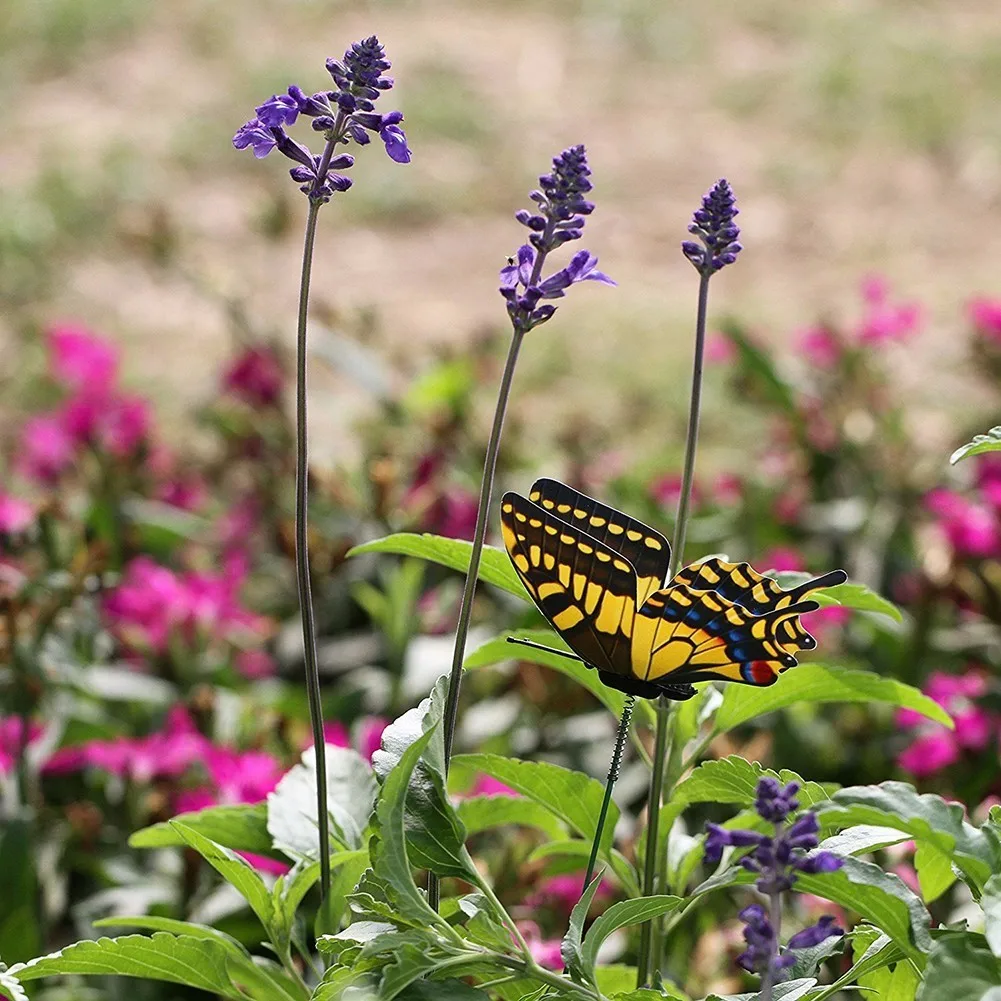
left=505, top=636, right=585, bottom=663
left=584, top=694, right=636, bottom=890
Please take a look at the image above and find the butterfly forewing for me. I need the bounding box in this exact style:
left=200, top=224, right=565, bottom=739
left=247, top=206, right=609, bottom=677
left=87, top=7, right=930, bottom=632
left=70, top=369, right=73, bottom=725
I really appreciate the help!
left=528, top=479, right=671, bottom=605
left=500, top=491, right=639, bottom=679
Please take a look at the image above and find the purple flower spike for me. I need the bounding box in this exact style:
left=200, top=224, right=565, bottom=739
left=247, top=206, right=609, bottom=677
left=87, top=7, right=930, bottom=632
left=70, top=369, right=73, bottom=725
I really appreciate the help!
left=234, top=35, right=409, bottom=201
left=787, top=915, right=844, bottom=951
left=682, top=178, right=742, bottom=275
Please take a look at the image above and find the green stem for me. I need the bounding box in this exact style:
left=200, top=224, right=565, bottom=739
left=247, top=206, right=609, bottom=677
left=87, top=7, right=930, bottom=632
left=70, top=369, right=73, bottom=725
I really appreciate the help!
left=294, top=194, right=330, bottom=901
left=431, top=325, right=526, bottom=910
left=584, top=695, right=634, bottom=890
left=476, top=872, right=532, bottom=957
left=636, top=269, right=712, bottom=988
left=496, top=956, right=605, bottom=1001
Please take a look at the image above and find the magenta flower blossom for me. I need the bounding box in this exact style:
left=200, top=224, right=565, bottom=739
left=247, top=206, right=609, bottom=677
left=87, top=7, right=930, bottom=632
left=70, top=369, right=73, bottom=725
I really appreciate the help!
left=798, top=325, right=842, bottom=368
left=968, top=297, right=1001, bottom=345
left=650, top=473, right=701, bottom=512
left=156, top=474, right=207, bottom=512
left=523, top=872, right=612, bottom=914
left=857, top=275, right=921, bottom=345
left=897, top=731, right=961, bottom=776
left=358, top=717, right=388, bottom=761
left=711, top=473, right=743, bottom=507
left=19, top=415, right=75, bottom=484
left=222, top=346, right=285, bottom=407
left=48, top=324, right=119, bottom=391
left=705, top=331, right=737, bottom=364
left=470, top=775, right=519, bottom=797
left=926, top=488, right=1001, bottom=558
left=0, top=717, right=43, bottom=777
left=760, top=546, right=805, bottom=573
left=0, top=494, right=34, bottom=535
left=516, top=921, right=564, bottom=971
left=234, top=649, right=276, bottom=679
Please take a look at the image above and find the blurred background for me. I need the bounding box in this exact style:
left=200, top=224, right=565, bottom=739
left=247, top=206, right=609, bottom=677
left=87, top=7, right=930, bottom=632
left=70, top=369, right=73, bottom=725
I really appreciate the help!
left=4, top=0, right=1001, bottom=457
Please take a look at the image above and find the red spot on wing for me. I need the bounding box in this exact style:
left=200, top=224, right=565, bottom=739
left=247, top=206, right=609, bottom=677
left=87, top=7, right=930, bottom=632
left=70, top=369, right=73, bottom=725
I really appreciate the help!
left=747, top=660, right=777, bottom=685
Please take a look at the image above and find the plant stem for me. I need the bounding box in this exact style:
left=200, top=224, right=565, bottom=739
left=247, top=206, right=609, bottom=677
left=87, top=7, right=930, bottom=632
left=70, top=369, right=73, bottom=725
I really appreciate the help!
left=295, top=195, right=330, bottom=901
left=431, top=325, right=526, bottom=911
left=584, top=695, right=635, bottom=890
left=636, top=269, right=712, bottom=988
left=476, top=871, right=532, bottom=957
left=760, top=882, right=783, bottom=1001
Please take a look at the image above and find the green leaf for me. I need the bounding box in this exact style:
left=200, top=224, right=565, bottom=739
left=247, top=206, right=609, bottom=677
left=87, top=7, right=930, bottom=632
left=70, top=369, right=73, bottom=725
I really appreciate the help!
left=451, top=753, right=619, bottom=851
left=982, top=875, right=1001, bottom=957
left=783, top=931, right=846, bottom=980
left=773, top=574, right=902, bottom=623
left=581, top=896, right=682, bottom=974
left=810, top=926, right=905, bottom=1001
left=0, top=818, right=41, bottom=964
left=817, top=782, right=997, bottom=893
left=369, top=727, right=450, bottom=930
left=528, top=840, right=640, bottom=898
left=951, top=427, right=1001, bottom=465
left=796, top=855, right=932, bottom=965
left=706, top=980, right=817, bottom=1001
left=398, top=981, right=491, bottom=1000
left=721, top=323, right=798, bottom=415
left=267, top=744, right=377, bottom=856
left=225, top=955, right=307, bottom=1001
left=168, top=822, right=274, bottom=931
left=915, top=841, right=956, bottom=903
left=715, top=664, right=951, bottom=733
left=349, top=534, right=530, bottom=602
left=465, top=630, right=656, bottom=729
left=561, top=873, right=604, bottom=984
left=592, top=966, right=638, bottom=997
left=457, top=794, right=567, bottom=840
left=129, top=803, right=274, bottom=856
left=611, top=989, right=688, bottom=1001
left=8, top=933, right=244, bottom=998
left=92, top=916, right=248, bottom=957
left=918, top=932, right=1001, bottom=999
left=673, top=756, right=836, bottom=810
left=271, top=852, right=366, bottom=948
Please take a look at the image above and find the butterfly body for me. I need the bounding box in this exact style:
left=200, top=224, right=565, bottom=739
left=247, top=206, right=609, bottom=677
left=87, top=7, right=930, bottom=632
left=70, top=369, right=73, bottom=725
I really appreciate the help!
left=501, top=479, right=847, bottom=700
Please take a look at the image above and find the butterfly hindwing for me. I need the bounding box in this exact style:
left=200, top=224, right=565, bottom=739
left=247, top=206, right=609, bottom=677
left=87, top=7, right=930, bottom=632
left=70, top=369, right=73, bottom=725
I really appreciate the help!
left=500, top=491, right=639, bottom=680
left=529, top=479, right=671, bottom=605
left=670, top=558, right=847, bottom=652
left=630, top=582, right=820, bottom=688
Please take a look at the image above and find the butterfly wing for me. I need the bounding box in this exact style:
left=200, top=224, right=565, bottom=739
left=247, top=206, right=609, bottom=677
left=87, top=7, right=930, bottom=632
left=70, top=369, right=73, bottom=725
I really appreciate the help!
left=671, top=558, right=848, bottom=652
left=630, top=583, right=821, bottom=688
left=529, top=478, right=671, bottom=605
left=500, top=491, right=639, bottom=679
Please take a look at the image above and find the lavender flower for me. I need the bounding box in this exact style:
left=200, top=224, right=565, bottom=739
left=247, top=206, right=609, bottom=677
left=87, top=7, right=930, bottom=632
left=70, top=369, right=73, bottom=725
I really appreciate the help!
left=500, top=145, right=615, bottom=333
left=681, top=178, right=742, bottom=275
left=233, top=36, right=410, bottom=202
left=705, top=778, right=844, bottom=990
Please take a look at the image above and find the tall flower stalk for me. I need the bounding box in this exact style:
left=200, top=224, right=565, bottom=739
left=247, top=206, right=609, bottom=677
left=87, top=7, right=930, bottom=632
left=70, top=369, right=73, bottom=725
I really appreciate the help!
left=234, top=36, right=410, bottom=901
left=706, top=778, right=844, bottom=998
left=434, top=145, right=615, bottom=909
left=637, top=180, right=743, bottom=986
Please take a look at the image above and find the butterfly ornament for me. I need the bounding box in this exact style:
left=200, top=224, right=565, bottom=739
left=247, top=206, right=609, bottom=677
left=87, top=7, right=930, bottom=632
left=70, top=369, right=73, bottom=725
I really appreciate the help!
left=501, top=478, right=847, bottom=701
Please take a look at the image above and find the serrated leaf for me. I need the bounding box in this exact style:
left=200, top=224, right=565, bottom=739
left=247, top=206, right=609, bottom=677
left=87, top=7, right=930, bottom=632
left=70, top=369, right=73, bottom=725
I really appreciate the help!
left=673, top=756, right=836, bottom=810
left=561, top=873, right=604, bottom=984
left=810, top=927, right=904, bottom=1001
left=817, top=782, right=997, bottom=893
left=8, top=933, right=244, bottom=998
left=272, top=852, right=365, bottom=946
left=168, top=822, right=274, bottom=932
left=397, top=980, right=491, bottom=1000
left=457, top=794, right=567, bottom=840
left=129, top=803, right=274, bottom=856
left=819, top=824, right=911, bottom=857
left=451, top=753, right=618, bottom=852
left=267, top=744, right=377, bottom=857
left=951, top=427, right=1001, bottom=465
left=225, top=955, right=307, bottom=1001
left=982, top=875, right=1001, bottom=957
left=782, top=931, right=847, bottom=980
left=581, top=896, right=682, bottom=974
left=772, top=574, right=902, bottom=622
left=91, top=915, right=249, bottom=957
left=0, top=970, right=28, bottom=1001
left=465, top=630, right=656, bottom=729
left=349, top=534, right=529, bottom=602
left=715, top=664, right=950, bottom=733
left=706, top=979, right=817, bottom=1001
left=917, top=932, right=1001, bottom=999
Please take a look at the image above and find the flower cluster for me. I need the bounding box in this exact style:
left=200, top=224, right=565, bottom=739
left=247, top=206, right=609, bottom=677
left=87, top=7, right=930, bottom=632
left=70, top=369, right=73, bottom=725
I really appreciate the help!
left=17, top=325, right=151, bottom=486
left=222, top=346, right=285, bottom=408
left=499, top=145, right=614, bottom=333
left=233, top=36, right=409, bottom=201
left=926, top=460, right=1001, bottom=559
left=705, top=778, right=843, bottom=982
left=682, top=179, right=742, bottom=275
left=103, top=554, right=269, bottom=665
left=896, top=669, right=995, bottom=776
left=857, top=276, right=921, bottom=345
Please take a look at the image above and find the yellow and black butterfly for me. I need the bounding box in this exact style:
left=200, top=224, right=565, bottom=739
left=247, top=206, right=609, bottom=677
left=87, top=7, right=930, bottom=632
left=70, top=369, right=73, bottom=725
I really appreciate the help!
left=500, top=478, right=847, bottom=700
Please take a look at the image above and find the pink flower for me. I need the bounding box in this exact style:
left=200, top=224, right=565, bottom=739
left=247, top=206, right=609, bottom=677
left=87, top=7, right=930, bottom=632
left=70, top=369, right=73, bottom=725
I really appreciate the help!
left=0, top=494, right=34, bottom=534
left=968, top=298, right=1001, bottom=345
left=517, top=921, right=564, bottom=971
left=759, top=547, right=804, bottom=573
left=471, top=775, right=519, bottom=797
left=241, top=852, right=290, bottom=876
left=892, top=863, right=921, bottom=895
left=206, top=746, right=283, bottom=804
left=157, top=475, right=207, bottom=512
left=711, top=473, right=742, bottom=507
left=61, top=391, right=151, bottom=457
left=358, top=717, right=388, bottom=761
left=322, top=721, right=351, bottom=748
left=926, top=489, right=1001, bottom=558
left=437, top=490, right=478, bottom=541
left=524, top=872, right=612, bottom=914
left=801, top=604, right=850, bottom=642
left=0, top=717, right=43, bottom=777
left=223, top=347, right=284, bottom=407
left=174, top=786, right=216, bottom=814
left=651, top=474, right=700, bottom=512
left=19, top=416, right=75, bottom=484
left=857, top=276, right=921, bottom=345
left=235, top=649, right=276, bottom=679
left=798, top=326, right=842, bottom=368
left=49, top=324, right=119, bottom=392
left=897, top=731, right=960, bottom=776
left=705, top=332, right=736, bottom=364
